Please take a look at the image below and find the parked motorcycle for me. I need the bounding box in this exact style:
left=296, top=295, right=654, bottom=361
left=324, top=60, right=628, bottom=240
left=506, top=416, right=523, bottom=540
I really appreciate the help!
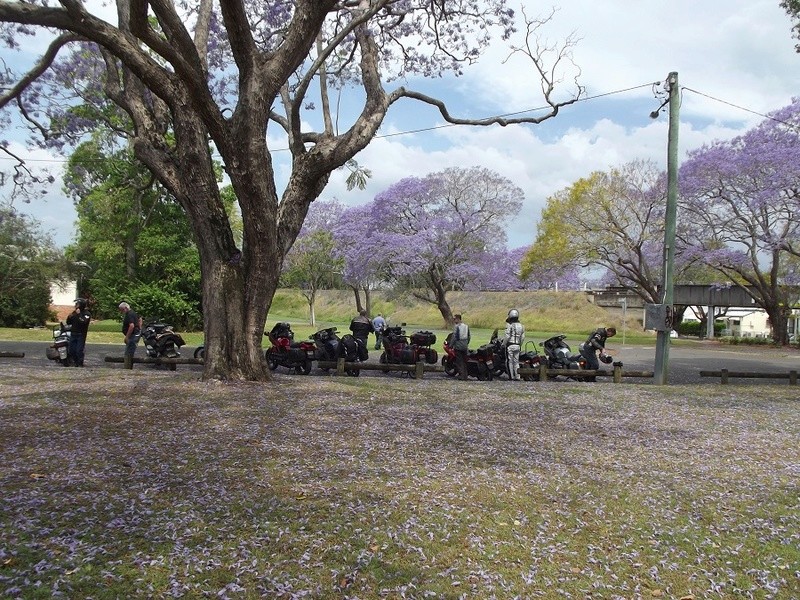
left=441, top=332, right=493, bottom=380
left=488, top=329, right=543, bottom=380
left=45, top=322, right=72, bottom=366
left=141, top=320, right=186, bottom=359
left=311, top=326, right=339, bottom=363
left=265, top=322, right=315, bottom=374
left=379, top=325, right=438, bottom=376
left=336, top=333, right=366, bottom=377
left=539, top=334, right=586, bottom=378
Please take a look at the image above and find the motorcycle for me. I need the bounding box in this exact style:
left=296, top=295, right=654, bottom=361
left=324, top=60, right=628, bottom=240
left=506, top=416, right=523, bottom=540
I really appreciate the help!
left=45, top=322, right=72, bottom=366
left=310, top=326, right=358, bottom=376
left=141, top=320, right=186, bottom=359
left=539, top=334, right=587, bottom=379
left=441, top=332, right=493, bottom=380
left=488, top=329, right=543, bottom=380
left=265, top=322, right=315, bottom=374
left=379, top=325, right=438, bottom=376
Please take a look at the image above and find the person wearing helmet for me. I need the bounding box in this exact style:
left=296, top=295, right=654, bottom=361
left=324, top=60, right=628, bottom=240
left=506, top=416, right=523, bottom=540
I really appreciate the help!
left=66, top=298, right=91, bottom=367
left=504, top=309, right=525, bottom=381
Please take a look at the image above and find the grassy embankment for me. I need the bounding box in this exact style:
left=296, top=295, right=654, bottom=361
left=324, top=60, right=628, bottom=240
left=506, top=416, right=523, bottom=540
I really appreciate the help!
left=0, top=289, right=658, bottom=348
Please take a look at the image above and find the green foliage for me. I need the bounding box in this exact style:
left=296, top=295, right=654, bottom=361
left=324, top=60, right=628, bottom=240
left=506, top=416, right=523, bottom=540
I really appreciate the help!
left=0, top=204, right=64, bottom=326
left=718, top=336, right=776, bottom=346
left=677, top=320, right=725, bottom=337
left=119, top=282, right=201, bottom=329
left=64, top=139, right=202, bottom=329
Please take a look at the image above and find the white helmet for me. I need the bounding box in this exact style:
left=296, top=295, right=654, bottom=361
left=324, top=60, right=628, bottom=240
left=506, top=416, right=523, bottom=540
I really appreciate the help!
left=507, top=309, right=519, bottom=319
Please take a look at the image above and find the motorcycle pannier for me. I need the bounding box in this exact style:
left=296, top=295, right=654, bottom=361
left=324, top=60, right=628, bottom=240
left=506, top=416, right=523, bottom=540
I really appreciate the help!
left=411, top=331, right=436, bottom=346
left=476, top=344, right=493, bottom=359
left=423, top=348, right=438, bottom=364
left=400, top=346, right=417, bottom=364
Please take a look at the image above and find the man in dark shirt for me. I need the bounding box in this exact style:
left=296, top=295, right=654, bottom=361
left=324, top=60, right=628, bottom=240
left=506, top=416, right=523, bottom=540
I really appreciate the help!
left=118, top=301, right=141, bottom=369
left=66, top=298, right=91, bottom=367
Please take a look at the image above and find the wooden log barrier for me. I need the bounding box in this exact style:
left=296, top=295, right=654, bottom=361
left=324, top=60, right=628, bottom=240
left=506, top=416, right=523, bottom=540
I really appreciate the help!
left=0, top=351, right=25, bottom=358
left=525, top=364, right=653, bottom=381
left=104, top=356, right=204, bottom=371
left=317, top=359, right=442, bottom=378
left=699, top=369, right=798, bottom=385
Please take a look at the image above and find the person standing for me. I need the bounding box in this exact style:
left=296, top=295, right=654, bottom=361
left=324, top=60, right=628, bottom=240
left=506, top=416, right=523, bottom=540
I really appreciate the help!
left=66, top=298, right=91, bottom=367
left=349, top=309, right=374, bottom=360
left=579, top=326, right=617, bottom=371
left=118, top=301, right=141, bottom=369
left=504, top=308, right=525, bottom=381
left=452, top=313, right=470, bottom=380
left=372, top=313, right=386, bottom=350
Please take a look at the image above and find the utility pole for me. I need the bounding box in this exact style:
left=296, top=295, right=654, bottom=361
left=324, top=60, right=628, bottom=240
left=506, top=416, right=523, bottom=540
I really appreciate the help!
left=654, top=72, right=680, bottom=385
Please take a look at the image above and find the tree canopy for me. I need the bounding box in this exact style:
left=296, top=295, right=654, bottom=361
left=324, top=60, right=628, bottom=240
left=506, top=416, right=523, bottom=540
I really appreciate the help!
left=64, top=136, right=203, bottom=328
left=0, top=202, right=63, bottom=327
left=522, top=160, right=670, bottom=302
left=678, top=98, right=800, bottom=344
left=342, top=166, right=525, bottom=326
left=0, top=1, right=582, bottom=380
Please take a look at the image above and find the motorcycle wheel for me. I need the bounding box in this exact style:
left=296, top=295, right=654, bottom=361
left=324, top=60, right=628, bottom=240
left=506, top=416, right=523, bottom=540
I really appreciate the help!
left=379, top=352, right=387, bottom=364
left=300, top=359, right=313, bottom=375
left=442, top=357, right=457, bottom=377
left=265, top=349, right=280, bottom=371
left=194, top=346, right=205, bottom=360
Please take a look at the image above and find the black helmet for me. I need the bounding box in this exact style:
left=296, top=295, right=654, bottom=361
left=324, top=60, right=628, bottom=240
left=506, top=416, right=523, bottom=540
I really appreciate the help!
left=74, top=298, right=87, bottom=310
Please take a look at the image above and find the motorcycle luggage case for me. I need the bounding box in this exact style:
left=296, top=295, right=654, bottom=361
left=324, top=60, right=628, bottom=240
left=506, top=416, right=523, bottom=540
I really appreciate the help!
left=422, top=348, right=438, bottom=364
left=476, top=344, right=493, bottom=359
left=400, top=346, right=417, bottom=364
left=411, top=331, right=436, bottom=346
left=289, top=347, right=309, bottom=362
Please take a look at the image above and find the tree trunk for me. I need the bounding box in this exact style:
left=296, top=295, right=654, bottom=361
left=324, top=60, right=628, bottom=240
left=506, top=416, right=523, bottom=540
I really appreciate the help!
left=363, top=287, right=372, bottom=316
left=351, top=285, right=363, bottom=313
left=766, top=306, right=790, bottom=345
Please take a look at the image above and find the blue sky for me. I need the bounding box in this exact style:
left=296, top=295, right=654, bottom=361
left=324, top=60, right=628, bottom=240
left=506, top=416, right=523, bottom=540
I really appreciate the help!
left=3, top=0, right=799, bottom=249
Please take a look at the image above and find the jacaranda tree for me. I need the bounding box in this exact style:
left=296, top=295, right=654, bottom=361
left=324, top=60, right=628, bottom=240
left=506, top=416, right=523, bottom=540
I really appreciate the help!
left=0, top=1, right=582, bottom=381
left=360, top=166, right=524, bottom=326
left=678, top=99, right=800, bottom=345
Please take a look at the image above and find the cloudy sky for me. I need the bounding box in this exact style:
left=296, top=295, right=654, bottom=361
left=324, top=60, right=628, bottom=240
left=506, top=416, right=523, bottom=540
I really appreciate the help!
left=5, top=0, right=800, bottom=249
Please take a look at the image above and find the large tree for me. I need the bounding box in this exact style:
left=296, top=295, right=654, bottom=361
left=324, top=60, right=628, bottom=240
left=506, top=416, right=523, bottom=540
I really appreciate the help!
left=522, top=160, right=672, bottom=303
left=64, top=136, right=203, bottom=328
left=361, top=166, right=523, bottom=326
left=0, top=1, right=581, bottom=381
left=678, top=99, right=800, bottom=345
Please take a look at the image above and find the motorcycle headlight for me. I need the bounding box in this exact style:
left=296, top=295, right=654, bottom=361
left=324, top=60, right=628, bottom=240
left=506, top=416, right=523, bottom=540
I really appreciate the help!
left=53, top=330, right=61, bottom=339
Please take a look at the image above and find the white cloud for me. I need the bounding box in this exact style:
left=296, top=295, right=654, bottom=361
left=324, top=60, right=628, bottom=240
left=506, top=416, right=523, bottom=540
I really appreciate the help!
left=7, top=0, right=799, bottom=251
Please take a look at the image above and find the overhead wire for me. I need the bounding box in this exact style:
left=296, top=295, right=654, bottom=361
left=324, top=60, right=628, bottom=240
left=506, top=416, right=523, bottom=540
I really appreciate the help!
left=1, top=81, right=795, bottom=163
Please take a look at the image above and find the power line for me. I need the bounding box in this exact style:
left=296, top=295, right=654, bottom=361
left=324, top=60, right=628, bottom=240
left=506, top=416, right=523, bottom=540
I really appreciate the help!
left=681, top=86, right=800, bottom=131
left=2, top=82, right=794, bottom=163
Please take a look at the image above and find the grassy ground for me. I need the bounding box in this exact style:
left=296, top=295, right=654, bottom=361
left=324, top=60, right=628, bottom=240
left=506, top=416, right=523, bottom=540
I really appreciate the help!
left=1, top=366, right=798, bottom=599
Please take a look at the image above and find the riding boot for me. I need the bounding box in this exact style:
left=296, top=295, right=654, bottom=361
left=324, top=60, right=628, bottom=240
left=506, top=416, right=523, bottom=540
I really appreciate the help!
left=124, top=355, right=133, bottom=370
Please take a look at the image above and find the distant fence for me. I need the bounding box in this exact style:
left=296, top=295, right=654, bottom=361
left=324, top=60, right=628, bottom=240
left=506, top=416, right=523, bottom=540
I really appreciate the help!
left=700, top=369, right=798, bottom=385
